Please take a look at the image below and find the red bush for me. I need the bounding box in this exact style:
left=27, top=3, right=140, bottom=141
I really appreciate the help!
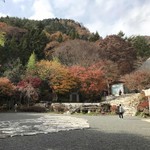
left=137, top=100, right=149, bottom=112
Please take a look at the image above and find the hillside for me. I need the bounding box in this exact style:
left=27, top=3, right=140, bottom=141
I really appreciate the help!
left=95, top=35, right=137, bottom=75
left=50, top=39, right=100, bottom=66
left=0, top=17, right=150, bottom=108
left=0, top=16, right=150, bottom=77
left=0, top=17, right=97, bottom=66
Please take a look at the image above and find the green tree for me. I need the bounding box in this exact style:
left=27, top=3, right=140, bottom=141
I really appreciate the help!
left=69, top=29, right=77, bottom=39
left=27, top=51, right=36, bottom=71
left=0, top=36, right=20, bottom=65
left=130, top=36, right=150, bottom=57
left=117, top=31, right=125, bottom=38
left=89, top=31, right=100, bottom=42
left=3, top=58, right=25, bottom=83
left=0, top=32, right=5, bottom=46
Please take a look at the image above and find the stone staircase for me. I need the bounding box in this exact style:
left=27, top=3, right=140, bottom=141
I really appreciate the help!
left=104, top=93, right=141, bottom=116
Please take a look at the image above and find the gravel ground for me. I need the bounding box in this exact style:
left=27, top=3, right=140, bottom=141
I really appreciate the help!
left=0, top=113, right=150, bottom=150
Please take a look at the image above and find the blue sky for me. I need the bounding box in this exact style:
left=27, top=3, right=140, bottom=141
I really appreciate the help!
left=0, top=0, right=150, bottom=37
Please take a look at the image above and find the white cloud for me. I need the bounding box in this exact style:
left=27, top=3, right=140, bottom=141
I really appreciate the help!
left=86, top=21, right=103, bottom=33
left=12, top=0, right=25, bottom=3
left=70, top=0, right=150, bottom=37
left=29, top=0, right=55, bottom=20
left=110, top=4, right=150, bottom=37
left=51, top=0, right=119, bottom=36
left=0, top=12, right=8, bottom=17
left=52, top=0, right=89, bottom=20
left=2, top=0, right=150, bottom=37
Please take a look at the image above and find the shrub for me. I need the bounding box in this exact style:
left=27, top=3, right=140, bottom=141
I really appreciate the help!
left=18, top=105, right=46, bottom=112
left=137, top=100, right=149, bottom=117
left=100, top=103, right=111, bottom=113
left=51, top=104, right=68, bottom=113
left=0, top=77, right=15, bottom=97
left=110, top=105, right=118, bottom=114
left=137, top=100, right=149, bottom=112
left=81, top=107, right=88, bottom=114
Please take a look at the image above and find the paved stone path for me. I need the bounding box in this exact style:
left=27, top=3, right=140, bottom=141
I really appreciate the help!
left=0, top=113, right=89, bottom=138
left=0, top=113, right=150, bottom=150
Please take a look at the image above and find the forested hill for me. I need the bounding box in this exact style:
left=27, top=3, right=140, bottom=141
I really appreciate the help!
left=0, top=16, right=150, bottom=77
left=0, top=17, right=100, bottom=65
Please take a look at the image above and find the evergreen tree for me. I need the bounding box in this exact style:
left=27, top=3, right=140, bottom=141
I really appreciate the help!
left=89, top=31, right=100, bottom=42
left=117, top=31, right=125, bottom=38
left=3, top=58, right=25, bottom=83
left=130, top=36, right=150, bottom=57
left=27, top=51, right=36, bottom=71
left=69, top=29, right=76, bottom=39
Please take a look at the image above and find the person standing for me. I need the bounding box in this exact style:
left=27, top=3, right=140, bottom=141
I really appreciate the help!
left=119, top=90, right=122, bottom=95
left=14, top=103, right=18, bottom=112
left=118, top=104, right=124, bottom=118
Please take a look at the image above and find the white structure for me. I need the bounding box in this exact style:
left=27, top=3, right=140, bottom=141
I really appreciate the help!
left=142, top=89, right=150, bottom=113
left=111, top=83, right=124, bottom=96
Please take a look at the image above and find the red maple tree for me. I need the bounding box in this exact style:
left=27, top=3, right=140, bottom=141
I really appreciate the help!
left=69, top=63, right=106, bottom=95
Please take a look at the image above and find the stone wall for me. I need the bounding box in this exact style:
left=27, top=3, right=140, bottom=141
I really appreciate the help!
left=103, top=93, right=141, bottom=116
left=51, top=93, right=142, bottom=116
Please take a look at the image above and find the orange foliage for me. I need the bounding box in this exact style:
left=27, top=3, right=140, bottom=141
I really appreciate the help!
left=0, top=22, right=7, bottom=28
left=36, top=60, right=76, bottom=94
left=0, top=77, right=15, bottom=96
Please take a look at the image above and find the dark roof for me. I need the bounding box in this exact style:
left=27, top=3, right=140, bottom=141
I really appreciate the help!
left=110, top=81, right=124, bottom=85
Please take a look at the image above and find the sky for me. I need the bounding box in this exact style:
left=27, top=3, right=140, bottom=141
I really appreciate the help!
left=0, top=0, right=150, bottom=37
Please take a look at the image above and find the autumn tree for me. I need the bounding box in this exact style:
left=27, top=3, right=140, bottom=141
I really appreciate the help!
left=96, top=35, right=137, bottom=75
left=69, top=63, right=106, bottom=100
left=44, top=41, right=60, bottom=60
left=0, top=77, right=15, bottom=104
left=36, top=59, right=77, bottom=100
left=0, top=77, right=15, bottom=96
left=51, top=39, right=100, bottom=67
left=17, top=77, right=42, bottom=106
left=121, top=70, right=150, bottom=91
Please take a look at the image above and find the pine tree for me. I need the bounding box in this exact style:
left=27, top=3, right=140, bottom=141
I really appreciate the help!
left=89, top=31, right=100, bottom=42
left=27, top=51, right=36, bottom=71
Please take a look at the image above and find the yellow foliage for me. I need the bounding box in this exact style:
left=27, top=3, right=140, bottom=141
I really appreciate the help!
left=36, top=60, right=77, bottom=94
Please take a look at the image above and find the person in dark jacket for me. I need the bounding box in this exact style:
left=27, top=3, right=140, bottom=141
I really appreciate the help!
left=118, top=104, right=124, bottom=118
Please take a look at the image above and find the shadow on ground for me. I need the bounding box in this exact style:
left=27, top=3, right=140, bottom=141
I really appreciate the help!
left=0, top=129, right=150, bottom=150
